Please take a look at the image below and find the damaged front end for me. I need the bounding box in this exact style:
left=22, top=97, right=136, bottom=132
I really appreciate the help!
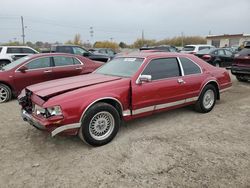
left=18, top=89, right=80, bottom=136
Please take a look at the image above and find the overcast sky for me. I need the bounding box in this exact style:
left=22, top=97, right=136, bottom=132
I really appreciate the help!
left=0, top=0, right=250, bottom=44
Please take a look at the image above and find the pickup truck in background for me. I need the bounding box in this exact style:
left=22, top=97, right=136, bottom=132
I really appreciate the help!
left=48, top=45, right=111, bottom=62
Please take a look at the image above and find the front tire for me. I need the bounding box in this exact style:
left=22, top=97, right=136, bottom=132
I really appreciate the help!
left=79, top=102, right=120, bottom=146
left=195, top=84, right=217, bottom=113
left=0, top=84, right=12, bottom=103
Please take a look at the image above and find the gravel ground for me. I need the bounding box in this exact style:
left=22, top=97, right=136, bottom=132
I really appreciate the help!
left=0, top=74, right=250, bottom=188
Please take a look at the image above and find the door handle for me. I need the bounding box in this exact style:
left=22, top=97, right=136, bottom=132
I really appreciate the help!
left=44, top=70, right=52, bottom=73
left=177, top=78, right=186, bottom=84
left=75, top=67, right=82, bottom=70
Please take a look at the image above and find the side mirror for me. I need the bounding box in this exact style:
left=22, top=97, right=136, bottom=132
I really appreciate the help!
left=137, top=75, right=152, bottom=84
left=18, top=66, right=28, bottom=73
left=83, top=52, right=90, bottom=57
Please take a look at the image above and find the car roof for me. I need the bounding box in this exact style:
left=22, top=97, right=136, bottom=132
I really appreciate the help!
left=0, top=46, right=34, bottom=48
left=27, top=53, right=82, bottom=58
left=184, top=44, right=213, bottom=47
left=51, top=44, right=83, bottom=47
left=116, top=51, right=193, bottom=59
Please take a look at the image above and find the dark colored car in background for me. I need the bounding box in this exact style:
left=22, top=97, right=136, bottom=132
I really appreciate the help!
left=231, top=48, right=250, bottom=82
left=0, top=53, right=103, bottom=103
left=195, top=48, right=234, bottom=67
left=50, top=45, right=110, bottom=62
left=140, top=45, right=179, bottom=52
left=89, top=48, right=117, bottom=58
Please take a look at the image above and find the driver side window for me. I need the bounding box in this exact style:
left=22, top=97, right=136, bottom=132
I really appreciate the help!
left=142, top=58, right=181, bottom=80
left=26, top=57, right=51, bottom=70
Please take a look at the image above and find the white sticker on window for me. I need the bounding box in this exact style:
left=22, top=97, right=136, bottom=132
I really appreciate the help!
left=124, top=58, right=136, bottom=62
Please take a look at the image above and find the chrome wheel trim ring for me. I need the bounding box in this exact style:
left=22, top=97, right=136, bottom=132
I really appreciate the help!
left=89, top=111, right=115, bottom=141
left=0, top=86, right=8, bottom=102
left=203, top=89, right=215, bottom=109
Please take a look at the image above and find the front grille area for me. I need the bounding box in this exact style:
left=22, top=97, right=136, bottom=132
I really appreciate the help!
left=18, top=89, right=33, bottom=113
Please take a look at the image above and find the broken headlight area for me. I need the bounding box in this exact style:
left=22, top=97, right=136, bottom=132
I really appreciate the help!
left=33, top=105, right=63, bottom=118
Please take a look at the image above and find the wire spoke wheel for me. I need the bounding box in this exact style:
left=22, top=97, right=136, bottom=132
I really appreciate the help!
left=202, top=89, right=215, bottom=109
left=0, top=86, right=8, bottom=103
left=89, top=111, right=115, bottom=141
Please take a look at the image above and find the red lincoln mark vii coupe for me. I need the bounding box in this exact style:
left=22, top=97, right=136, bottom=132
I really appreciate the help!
left=18, top=52, right=232, bottom=146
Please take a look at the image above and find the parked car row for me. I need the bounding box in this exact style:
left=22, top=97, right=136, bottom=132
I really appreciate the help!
left=49, top=45, right=111, bottom=62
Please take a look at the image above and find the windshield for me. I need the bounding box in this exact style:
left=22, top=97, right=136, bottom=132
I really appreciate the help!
left=95, top=57, right=144, bottom=77
left=182, top=46, right=195, bottom=51
left=1, top=56, right=31, bottom=71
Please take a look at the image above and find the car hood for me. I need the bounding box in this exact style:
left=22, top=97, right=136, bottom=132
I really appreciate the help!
left=27, top=73, right=122, bottom=98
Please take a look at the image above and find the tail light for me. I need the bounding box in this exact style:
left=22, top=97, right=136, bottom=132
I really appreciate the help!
left=202, top=54, right=211, bottom=61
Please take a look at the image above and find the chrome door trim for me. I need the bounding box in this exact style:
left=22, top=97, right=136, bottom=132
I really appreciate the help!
left=133, top=106, right=155, bottom=115
left=131, top=96, right=199, bottom=116
left=51, top=123, right=81, bottom=137
left=15, top=55, right=83, bottom=73
left=155, top=100, right=185, bottom=110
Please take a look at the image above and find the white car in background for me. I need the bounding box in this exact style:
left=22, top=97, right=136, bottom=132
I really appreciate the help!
left=181, top=44, right=215, bottom=54
left=0, top=46, right=38, bottom=68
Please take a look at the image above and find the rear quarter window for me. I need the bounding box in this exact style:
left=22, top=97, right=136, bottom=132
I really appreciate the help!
left=22, top=48, right=36, bottom=54
left=7, top=47, right=22, bottom=53
left=180, top=57, right=201, bottom=75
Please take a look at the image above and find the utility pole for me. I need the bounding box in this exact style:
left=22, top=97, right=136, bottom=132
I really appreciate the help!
left=142, top=30, right=144, bottom=46
left=21, top=16, right=25, bottom=45
left=89, top=26, right=94, bottom=44
left=181, top=32, right=184, bottom=47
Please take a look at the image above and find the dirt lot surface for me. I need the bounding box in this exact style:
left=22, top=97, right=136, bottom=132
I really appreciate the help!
left=0, top=74, right=250, bottom=188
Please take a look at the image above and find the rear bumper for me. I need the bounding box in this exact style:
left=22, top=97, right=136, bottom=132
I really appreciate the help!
left=21, top=110, right=81, bottom=136
left=231, top=65, right=250, bottom=75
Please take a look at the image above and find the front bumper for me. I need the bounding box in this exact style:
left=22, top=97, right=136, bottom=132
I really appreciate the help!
left=21, top=110, right=81, bottom=136
left=21, top=110, right=46, bottom=130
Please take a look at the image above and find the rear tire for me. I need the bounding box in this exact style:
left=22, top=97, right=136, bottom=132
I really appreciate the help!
left=195, top=84, right=217, bottom=113
left=0, top=84, right=12, bottom=103
left=79, top=102, right=120, bottom=146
